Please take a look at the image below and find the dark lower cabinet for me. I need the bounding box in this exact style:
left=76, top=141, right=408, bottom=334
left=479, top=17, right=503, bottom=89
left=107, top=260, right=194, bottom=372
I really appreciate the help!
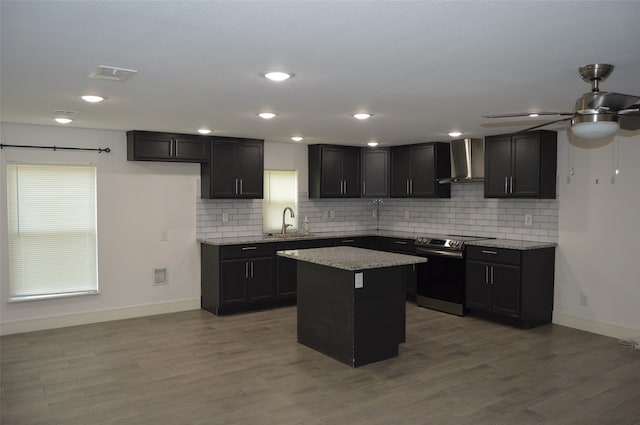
left=202, top=243, right=276, bottom=315
left=375, top=237, right=418, bottom=300
left=465, top=245, right=555, bottom=328
left=275, top=239, right=333, bottom=301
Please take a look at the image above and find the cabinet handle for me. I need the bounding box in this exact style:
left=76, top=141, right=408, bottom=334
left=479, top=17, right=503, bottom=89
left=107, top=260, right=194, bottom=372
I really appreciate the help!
left=485, top=266, right=489, bottom=284
left=490, top=266, right=494, bottom=284
left=510, top=176, right=514, bottom=193
left=363, top=181, right=366, bottom=194
left=245, top=261, right=249, bottom=279
left=481, top=250, right=498, bottom=255
left=395, top=240, right=407, bottom=245
left=250, top=261, right=254, bottom=278
left=235, top=178, right=239, bottom=194
left=240, top=178, right=243, bottom=194
left=410, top=179, right=413, bottom=194
left=406, top=180, right=410, bottom=194
left=241, top=246, right=257, bottom=251
left=172, top=139, right=177, bottom=157
left=504, top=176, right=508, bottom=194
left=341, top=239, right=354, bottom=243
left=344, top=180, right=347, bottom=194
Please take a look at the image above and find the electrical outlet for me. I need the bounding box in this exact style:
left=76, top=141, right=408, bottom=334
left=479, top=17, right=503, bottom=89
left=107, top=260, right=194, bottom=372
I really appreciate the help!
left=524, top=214, right=533, bottom=226
left=222, top=212, right=229, bottom=222
left=330, top=210, right=336, bottom=219
left=405, top=210, right=410, bottom=219
left=323, top=211, right=328, bottom=219
left=580, top=293, right=588, bottom=306
left=160, top=230, right=168, bottom=241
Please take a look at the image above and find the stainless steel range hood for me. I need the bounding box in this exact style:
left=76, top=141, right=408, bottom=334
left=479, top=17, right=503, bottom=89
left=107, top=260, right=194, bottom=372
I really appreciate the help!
left=447, top=138, right=484, bottom=182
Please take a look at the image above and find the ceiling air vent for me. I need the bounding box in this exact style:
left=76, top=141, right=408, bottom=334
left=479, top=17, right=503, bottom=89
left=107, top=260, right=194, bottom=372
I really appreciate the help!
left=89, top=65, right=138, bottom=82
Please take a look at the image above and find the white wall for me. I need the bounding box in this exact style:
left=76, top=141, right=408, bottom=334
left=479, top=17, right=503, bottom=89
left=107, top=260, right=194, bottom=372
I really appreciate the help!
left=0, top=123, right=201, bottom=334
left=554, top=130, right=640, bottom=338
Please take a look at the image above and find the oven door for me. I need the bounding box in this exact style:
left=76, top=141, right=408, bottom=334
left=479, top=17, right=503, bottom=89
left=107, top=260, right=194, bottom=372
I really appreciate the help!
left=416, top=249, right=466, bottom=316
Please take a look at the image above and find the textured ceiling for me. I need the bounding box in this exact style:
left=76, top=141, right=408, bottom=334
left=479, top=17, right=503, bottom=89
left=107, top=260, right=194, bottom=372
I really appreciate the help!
left=1, top=1, right=639, bottom=146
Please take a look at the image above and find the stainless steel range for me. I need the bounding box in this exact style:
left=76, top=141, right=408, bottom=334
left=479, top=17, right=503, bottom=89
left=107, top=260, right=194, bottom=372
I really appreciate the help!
left=414, top=235, right=491, bottom=316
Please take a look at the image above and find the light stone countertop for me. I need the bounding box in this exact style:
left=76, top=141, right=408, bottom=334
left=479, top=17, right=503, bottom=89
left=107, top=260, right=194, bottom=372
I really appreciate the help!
left=277, top=246, right=427, bottom=271
left=466, top=239, right=556, bottom=250
left=199, top=230, right=421, bottom=246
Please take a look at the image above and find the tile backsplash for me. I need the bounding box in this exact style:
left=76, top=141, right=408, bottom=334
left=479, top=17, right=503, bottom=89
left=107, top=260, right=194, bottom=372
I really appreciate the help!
left=197, top=182, right=558, bottom=243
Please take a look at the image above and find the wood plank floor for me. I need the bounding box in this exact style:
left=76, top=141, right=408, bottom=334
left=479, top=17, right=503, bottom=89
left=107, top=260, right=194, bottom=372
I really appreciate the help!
left=2, top=303, right=640, bottom=425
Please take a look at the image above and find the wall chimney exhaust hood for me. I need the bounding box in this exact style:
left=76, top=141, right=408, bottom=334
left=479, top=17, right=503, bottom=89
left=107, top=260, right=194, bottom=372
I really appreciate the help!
left=442, top=138, right=484, bottom=183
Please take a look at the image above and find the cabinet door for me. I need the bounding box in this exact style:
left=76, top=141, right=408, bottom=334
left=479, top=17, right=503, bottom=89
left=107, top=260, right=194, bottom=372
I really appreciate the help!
left=210, top=140, right=239, bottom=197
left=320, top=147, right=344, bottom=196
left=173, top=136, right=208, bottom=162
left=248, top=257, right=275, bottom=301
left=129, top=132, right=173, bottom=160
left=484, top=135, right=514, bottom=197
left=465, top=261, right=492, bottom=310
left=390, top=147, right=411, bottom=197
left=362, top=148, right=389, bottom=197
left=410, top=144, right=435, bottom=196
left=341, top=147, right=361, bottom=197
left=237, top=141, right=264, bottom=198
left=491, top=264, right=520, bottom=317
left=220, top=260, right=248, bottom=306
left=512, top=134, right=541, bottom=197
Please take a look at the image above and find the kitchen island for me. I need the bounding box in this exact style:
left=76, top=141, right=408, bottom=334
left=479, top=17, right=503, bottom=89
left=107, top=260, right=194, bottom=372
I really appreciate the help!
left=277, top=246, right=427, bottom=367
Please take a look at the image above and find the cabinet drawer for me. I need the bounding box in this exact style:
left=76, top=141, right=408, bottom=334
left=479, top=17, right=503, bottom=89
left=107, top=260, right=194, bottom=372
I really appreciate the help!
left=466, top=246, right=520, bottom=265
left=220, top=243, right=275, bottom=259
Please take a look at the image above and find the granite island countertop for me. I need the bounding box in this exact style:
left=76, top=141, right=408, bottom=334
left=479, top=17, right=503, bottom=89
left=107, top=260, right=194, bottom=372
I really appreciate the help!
left=277, top=246, right=427, bottom=271
left=466, top=239, right=556, bottom=250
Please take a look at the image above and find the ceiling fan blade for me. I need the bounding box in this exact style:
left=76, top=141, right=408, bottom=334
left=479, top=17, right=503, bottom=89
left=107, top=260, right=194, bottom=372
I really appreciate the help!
left=587, top=92, right=640, bottom=112
left=483, top=112, right=573, bottom=119
left=619, top=112, right=640, bottom=130
left=514, top=117, right=573, bottom=134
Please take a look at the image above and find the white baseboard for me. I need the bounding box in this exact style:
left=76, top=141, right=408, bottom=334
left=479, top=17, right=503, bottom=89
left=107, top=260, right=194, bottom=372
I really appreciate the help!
left=553, top=310, right=640, bottom=340
left=0, top=298, right=201, bottom=336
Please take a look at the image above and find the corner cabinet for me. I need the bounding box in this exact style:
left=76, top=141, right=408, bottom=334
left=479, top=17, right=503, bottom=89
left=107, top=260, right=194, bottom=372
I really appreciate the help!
left=126, top=130, right=209, bottom=162
left=201, top=137, right=264, bottom=199
left=484, top=130, right=557, bottom=198
left=390, top=142, right=451, bottom=198
left=465, top=245, right=555, bottom=328
left=361, top=148, right=389, bottom=197
left=308, top=145, right=361, bottom=198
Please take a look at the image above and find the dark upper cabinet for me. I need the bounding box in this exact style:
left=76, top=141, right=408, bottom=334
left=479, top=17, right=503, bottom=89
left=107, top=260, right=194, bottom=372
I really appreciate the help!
left=309, top=145, right=361, bottom=198
left=361, top=148, right=389, bottom=197
left=201, top=137, right=264, bottom=199
left=127, top=130, right=209, bottom=162
left=484, top=130, right=557, bottom=198
left=390, top=142, right=451, bottom=198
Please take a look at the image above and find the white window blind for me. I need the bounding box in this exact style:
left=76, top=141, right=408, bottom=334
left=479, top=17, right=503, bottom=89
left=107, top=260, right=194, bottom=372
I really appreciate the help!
left=6, top=163, right=99, bottom=301
left=263, top=170, right=298, bottom=233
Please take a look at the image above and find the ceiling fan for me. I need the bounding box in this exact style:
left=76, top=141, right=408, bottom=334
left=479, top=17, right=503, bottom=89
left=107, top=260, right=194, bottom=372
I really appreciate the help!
left=483, top=64, right=640, bottom=139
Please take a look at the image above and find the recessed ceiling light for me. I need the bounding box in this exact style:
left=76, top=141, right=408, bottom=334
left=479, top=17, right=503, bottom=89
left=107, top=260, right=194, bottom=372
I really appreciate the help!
left=264, top=71, right=293, bottom=82
left=448, top=131, right=462, bottom=138
left=291, top=136, right=304, bottom=142
left=80, top=95, right=106, bottom=103
left=367, top=141, right=379, bottom=147
left=198, top=128, right=212, bottom=135
left=53, top=110, right=77, bottom=124
left=528, top=113, right=540, bottom=118
left=258, top=112, right=278, bottom=119
left=353, top=113, right=372, bottom=120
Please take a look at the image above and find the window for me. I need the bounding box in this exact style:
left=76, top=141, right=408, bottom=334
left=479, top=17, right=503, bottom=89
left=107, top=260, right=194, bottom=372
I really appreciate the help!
left=263, top=170, right=297, bottom=233
left=6, top=163, right=98, bottom=301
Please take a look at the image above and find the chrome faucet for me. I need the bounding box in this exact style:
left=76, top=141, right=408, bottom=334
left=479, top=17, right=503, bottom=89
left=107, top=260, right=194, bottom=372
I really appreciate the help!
left=281, top=207, right=295, bottom=236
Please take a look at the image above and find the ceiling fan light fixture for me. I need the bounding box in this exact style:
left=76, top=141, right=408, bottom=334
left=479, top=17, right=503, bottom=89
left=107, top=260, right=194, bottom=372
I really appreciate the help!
left=571, top=114, right=619, bottom=139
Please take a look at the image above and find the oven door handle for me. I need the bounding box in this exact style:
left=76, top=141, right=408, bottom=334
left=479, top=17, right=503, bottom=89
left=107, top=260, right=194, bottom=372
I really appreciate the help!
left=415, top=248, right=463, bottom=259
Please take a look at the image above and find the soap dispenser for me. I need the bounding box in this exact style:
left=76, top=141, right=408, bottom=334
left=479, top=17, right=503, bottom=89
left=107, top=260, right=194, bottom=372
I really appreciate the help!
left=302, top=217, right=310, bottom=235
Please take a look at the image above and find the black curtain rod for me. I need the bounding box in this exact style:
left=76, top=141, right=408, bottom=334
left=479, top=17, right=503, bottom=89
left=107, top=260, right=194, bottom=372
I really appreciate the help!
left=0, top=143, right=111, bottom=153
